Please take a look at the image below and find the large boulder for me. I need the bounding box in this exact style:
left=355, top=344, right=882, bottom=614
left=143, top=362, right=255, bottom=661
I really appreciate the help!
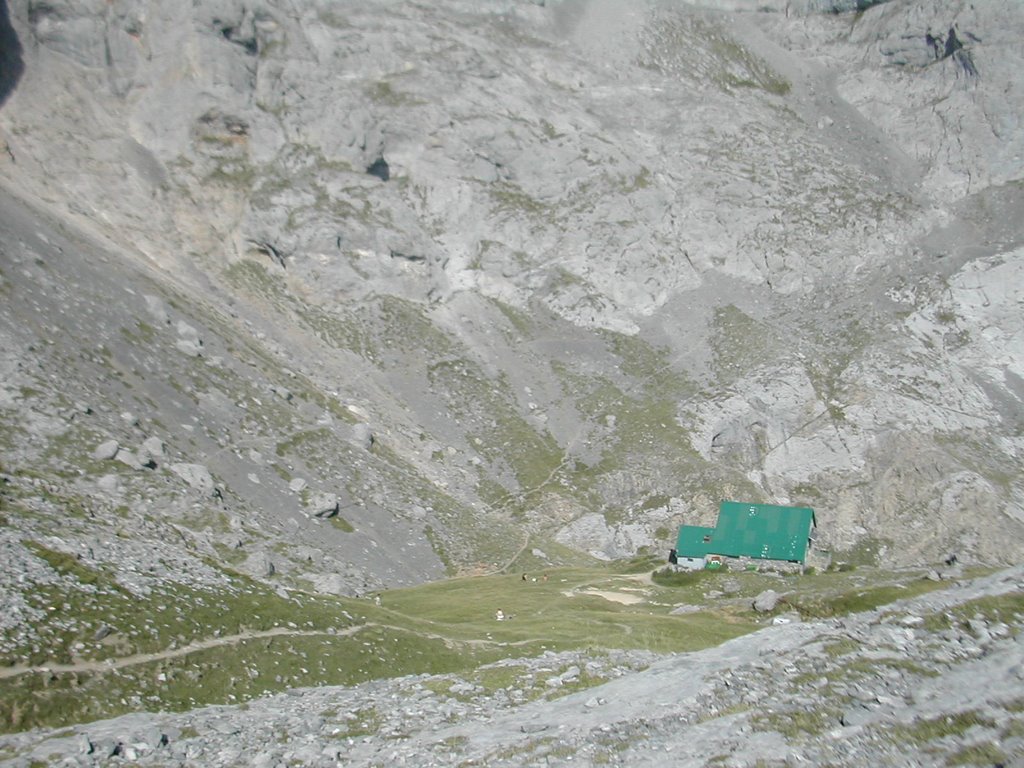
left=138, top=436, right=166, bottom=465
left=92, top=439, right=120, bottom=461
left=168, top=463, right=216, bottom=496
left=240, top=550, right=276, bottom=579
left=753, top=589, right=781, bottom=613
left=307, top=492, right=339, bottom=518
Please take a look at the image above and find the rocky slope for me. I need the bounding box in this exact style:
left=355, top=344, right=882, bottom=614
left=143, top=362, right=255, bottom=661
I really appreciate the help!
left=2, top=0, right=1022, bottom=585
left=0, top=0, right=1023, bottom=752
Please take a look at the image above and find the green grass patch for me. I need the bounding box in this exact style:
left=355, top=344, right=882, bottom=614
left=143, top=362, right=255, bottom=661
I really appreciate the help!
left=425, top=357, right=565, bottom=507
left=946, top=742, right=1008, bottom=767
left=2, top=557, right=964, bottom=736
left=651, top=567, right=712, bottom=588
left=921, top=590, right=1024, bottom=633
left=638, top=15, right=790, bottom=96
left=547, top=328, right=760, bottom=514
left=39, top=424, right=114, bottom=478
left=333, top=706, right=384, bottom=739
left=490, top=297, right=535, bottom=338
left=3, top=552, right=361, bottom=671
left=753, top=707, right=838, bottom=741
left=380, top=566, right=756, bottom=653
left=833, top=655, right=941, bottom=685
left=0, top=625, right=473, bottom=733
left=610, top=554, right=664, bottom=574
left=821, top=637, right=861, bottom=658
left=22, top=541, right=108, bottom=587
left=710, top=304, right=782, bottom=387
left=365, top=80, right=423, bottom=107
left=120, top=320, right=157, bottom=345
left=881, top=711, right=997, bottom=748
left=785, top=577, right=945, bottom=620
left=275, top=427, right=332, bottom=458
left=442, top=659, right=611, bottom=706
left=487, top=180, right=550, bottom=218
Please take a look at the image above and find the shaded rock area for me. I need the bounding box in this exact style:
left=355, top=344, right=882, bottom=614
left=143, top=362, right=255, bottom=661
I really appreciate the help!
left=0, top=0, right=23, bottom=109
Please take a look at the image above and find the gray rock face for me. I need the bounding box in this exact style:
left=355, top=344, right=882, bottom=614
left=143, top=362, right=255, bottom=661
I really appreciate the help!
left=11, top=6, right=1024, bottom=647
left=309, top=573, right=346, bottom=595
left=0, top=8, right=1023, bottom=754
left=1, top=0, right=1022, bottom=569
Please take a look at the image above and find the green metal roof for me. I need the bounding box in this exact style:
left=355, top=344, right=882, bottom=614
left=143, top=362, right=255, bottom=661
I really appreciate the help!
left=674, top=526, right=717, bottom=558
left=675, top=501, right=816, bottom=563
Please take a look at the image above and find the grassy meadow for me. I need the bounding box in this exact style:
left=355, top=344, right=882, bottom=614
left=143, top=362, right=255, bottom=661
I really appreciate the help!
left=0, top=557, right=958, bottom=733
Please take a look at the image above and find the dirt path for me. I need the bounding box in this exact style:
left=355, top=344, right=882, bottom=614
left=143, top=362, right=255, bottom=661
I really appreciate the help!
left=0, top=569, right=666, bottom=682
left=559, top=570, right=659, bottom=604
left=495, top=532, right=531, bottom=576
left=0, top=626, right=369, bottom=681
left=0, top=618, right=563, bottom=681
left=577, top=589, right=646, bottom=605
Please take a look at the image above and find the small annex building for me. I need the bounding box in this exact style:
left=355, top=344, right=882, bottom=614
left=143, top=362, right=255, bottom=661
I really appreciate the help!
left=673, top=501, right=816, bottom=570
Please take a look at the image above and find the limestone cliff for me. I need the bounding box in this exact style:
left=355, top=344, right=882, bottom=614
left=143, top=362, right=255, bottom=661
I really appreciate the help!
left=0, top=0, right=1022, bottom=587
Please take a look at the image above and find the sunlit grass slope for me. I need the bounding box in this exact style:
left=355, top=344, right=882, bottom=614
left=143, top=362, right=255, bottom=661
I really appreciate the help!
left=1, top=558, right=962, bottom=733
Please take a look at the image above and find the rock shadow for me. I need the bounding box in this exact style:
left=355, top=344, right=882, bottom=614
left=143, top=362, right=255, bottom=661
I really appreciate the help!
left=0, top=0, right=24, bottom=109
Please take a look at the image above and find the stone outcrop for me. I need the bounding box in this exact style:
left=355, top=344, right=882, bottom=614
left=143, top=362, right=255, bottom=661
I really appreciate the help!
left=0, top=0, right=1021, bottom=711
left=2, top=0, right=1022, bottom=566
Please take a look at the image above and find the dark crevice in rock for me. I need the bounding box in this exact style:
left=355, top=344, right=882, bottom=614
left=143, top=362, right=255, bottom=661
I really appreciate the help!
left=927, top=26, right=979, bottom=78
left=216, top=21, right=258, bottom=56
left=0, top=0, right=24, bottom=109
left=390, top=249, right=426, bottom=263
left=247, top=240, right=287, bottom=269
left=823, top=0, right=889, bottom=14
left=943, top=25, right=963, bottom=58
left=366, top=157, right=390, bottom=181
left=197, top=109, right=249, bottom=139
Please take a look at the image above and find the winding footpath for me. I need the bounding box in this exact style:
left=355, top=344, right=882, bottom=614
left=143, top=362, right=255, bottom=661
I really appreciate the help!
left=0, top=626, right=361, bottom=680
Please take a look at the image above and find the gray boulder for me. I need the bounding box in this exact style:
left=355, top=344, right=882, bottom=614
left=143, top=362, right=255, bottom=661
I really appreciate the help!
left=138, top=436, right=165, bottom=464
left=115, top=449, right=146, bottom=470
left=175, top=321, right=203, bottom=356
left=175, top=339, right=202, bottom=357
left=350, top=423, right=374, bottom=451
left=143, top=294, right=170, bottom=326
left=241, top=551, right=276, bottom=578
left=753, top=590, right=780, bottom=613
left=307, top=492, right=339, bottom=518
left=310, top=573, right=347, bottom=595
left=92, top=439, right=120, bottom=461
